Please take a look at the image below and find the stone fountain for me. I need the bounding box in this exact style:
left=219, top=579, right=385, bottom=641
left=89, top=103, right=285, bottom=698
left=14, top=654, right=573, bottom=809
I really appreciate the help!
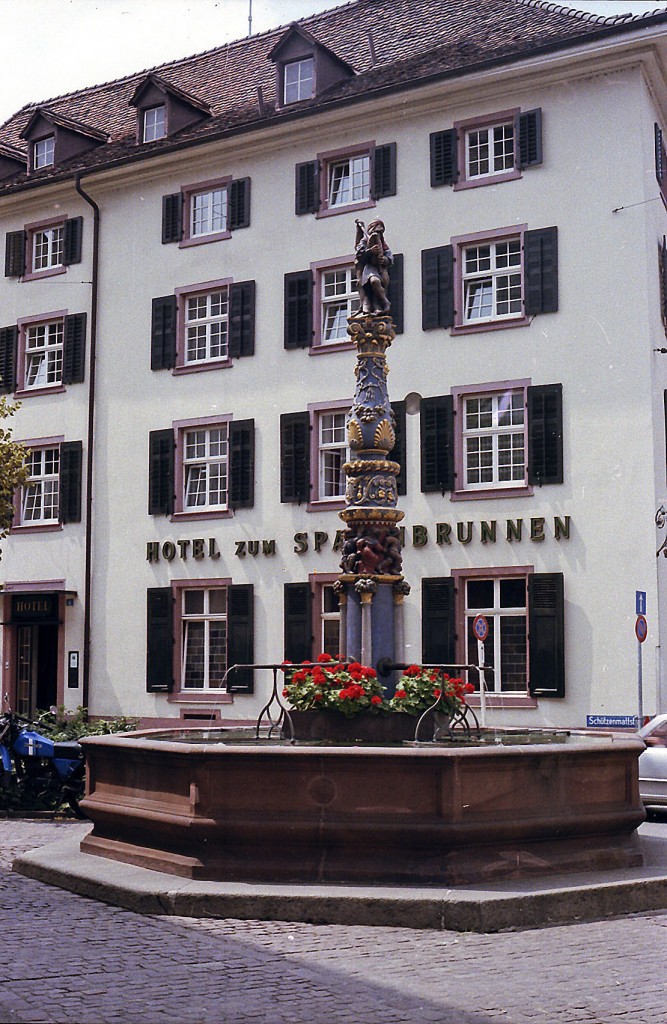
left=77, top=219, right=646, bottom=886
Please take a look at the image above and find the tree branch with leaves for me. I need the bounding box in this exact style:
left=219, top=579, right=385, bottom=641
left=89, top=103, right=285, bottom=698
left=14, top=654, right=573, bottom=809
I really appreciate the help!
left=0, top=397, right=28, bottom=556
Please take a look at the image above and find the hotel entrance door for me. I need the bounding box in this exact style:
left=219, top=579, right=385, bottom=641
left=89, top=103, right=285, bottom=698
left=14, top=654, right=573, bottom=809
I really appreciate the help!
left=16, top=623, right=58, bottom=718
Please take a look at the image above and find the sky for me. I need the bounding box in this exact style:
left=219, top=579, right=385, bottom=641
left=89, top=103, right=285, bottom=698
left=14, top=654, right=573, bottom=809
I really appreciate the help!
left=0, top=0, right=666, bottom=127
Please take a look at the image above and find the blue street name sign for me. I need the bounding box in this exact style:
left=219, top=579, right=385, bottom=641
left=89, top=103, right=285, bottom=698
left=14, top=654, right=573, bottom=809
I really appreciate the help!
left=636, top=591, right=647, bottom=615
left=586, top=715, right=638, bottom=728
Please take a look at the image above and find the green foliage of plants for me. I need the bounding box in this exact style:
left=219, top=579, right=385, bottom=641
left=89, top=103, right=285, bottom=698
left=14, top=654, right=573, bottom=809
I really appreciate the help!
left=37, top=705, right=139, bottom=740
left=0, top=395, right=29, bottom=553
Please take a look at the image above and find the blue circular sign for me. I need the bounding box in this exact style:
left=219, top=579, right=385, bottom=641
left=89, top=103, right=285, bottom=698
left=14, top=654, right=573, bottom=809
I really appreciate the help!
left=473, top=615, right=489, bottom=642
left=635, top=614, right=648, bottom=644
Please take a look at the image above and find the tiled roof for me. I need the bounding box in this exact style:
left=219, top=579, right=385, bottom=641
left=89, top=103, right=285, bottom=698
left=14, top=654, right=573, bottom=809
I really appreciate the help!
left=1, top=0, right=665, bottom=190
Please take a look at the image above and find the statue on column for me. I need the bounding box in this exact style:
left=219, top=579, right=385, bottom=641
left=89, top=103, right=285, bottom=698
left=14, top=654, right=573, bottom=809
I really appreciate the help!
left=354, top=218, right=393, bottom=315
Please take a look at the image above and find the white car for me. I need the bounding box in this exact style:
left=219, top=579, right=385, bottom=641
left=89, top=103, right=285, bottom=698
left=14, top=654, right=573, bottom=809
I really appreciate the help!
left=638, top=714, right=667, bottom=812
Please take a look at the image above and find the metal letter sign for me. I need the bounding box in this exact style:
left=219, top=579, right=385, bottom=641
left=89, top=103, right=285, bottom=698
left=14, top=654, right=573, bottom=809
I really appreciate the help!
left=473, top=615, right=489, bottom=642
left=636, top=591, right=647, bottom=615
left=635, top=614, right=648, bottom=644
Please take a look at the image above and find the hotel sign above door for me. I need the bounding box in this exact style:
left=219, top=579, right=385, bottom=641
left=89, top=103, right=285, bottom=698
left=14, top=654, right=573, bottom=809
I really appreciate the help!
left=10, top=593, right=60, bottom=623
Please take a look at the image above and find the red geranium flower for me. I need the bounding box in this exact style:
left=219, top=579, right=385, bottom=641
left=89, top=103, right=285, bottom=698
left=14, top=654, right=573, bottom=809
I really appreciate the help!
left=371, top=695, right=382, bottom=705
left=395, top=689, right=407, bottom=699
left=405, top=665, right=420, bottom=677
left=432, top=688, right=442, bottom=698
left=317, top=652, right=334, bottom=663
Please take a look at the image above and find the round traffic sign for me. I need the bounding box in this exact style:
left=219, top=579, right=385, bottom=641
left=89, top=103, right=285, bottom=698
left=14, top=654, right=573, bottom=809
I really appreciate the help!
left=635, top=614, right=648, bottom=644
left=473, top=614, right=489, bottom=642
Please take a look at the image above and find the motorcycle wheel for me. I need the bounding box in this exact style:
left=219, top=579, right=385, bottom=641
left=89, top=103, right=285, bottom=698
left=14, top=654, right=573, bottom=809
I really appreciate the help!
left=65, top=786, right=87, bottom=819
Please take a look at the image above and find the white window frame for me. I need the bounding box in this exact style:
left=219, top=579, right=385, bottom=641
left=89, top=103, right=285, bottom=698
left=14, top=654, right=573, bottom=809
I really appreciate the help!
left=317, top=410, right=348, bottom=500
left=190, top=186, right=228, bottom=238
left=183, top=289, right=229, bottom=366
left=463, top=575, right=528, bottom=695
left=327, top=153, right=370, bottom=209
left=462, top=236, right=522, bottom=325
left=284, top=57, right=314, bottom=104
left=23, top=319, right=64, bottom=390
left=321, top=266, right=359, bottom=344
left=462, top=389, right=526, bottom=490
left=33, top=136, right=55, bottom=169
left=319, top=581, right=341, bottom=657
left=21, top=446, right=60, bottom=524
left=182, top=425, right=229, bottom=512
left=465, top=121, right=515, bottom=180
left=143, top=105, right=166, bottom=142
left=180, top=586, right=228, bottom=690
left=32, top=224, right=64, bottom=273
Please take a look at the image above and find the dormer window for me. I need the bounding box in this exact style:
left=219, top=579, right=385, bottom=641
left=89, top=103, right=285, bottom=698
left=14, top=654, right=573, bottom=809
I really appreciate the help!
left=143, top=105, right=167, bottom=143
left=269, top=25, right=354, bottom=110
left=21, top=108, right=107, bottom=174
left=130, top=76, right=210, bottom=146
left=284, top=57, right=314, bottom=104
left=33, top=136, right=55, bottom=169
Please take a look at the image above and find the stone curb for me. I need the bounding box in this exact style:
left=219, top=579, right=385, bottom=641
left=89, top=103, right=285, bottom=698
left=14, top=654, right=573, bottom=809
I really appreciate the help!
left=13, top=833, right=667, bottom=932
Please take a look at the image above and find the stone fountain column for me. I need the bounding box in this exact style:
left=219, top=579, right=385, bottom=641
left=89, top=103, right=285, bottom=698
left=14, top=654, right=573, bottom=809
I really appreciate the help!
left=338, top=312, right=407, bottom=697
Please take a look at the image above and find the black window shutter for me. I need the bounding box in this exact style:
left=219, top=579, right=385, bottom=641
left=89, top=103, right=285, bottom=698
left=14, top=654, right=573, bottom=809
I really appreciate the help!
left=62, top=313, right=87, bottom=385
left=151, top=295, right=177, bottom=370
left=527, top=383, right=563, bottom=486
left=295, top=160, right=320, bottom=215
left=5, top=231, right=25, bottom=278
left=528, top=573, right=565, bottom=698
left=517, top=109, right=543, bottom=168
left=148, top=428, right=175, bottom=515
left=430, top=129, right=458, bottom=187
left=422, top=577, right=456, bottom=667
left=63, top=217, right=83, bottom=265
left=284, top=270, right=313, bottom=349
left=146, top=588, right=174, bottom=693
left=421, top=245, right=454, bottom=329
left=59, top=440, right=83, bottom=524
left=391, top=400, right=407, bottom=496
left=227, top=584, right=254, bottom=693
left=229, top=418, right=255, bottom=509
left=420, top=395, right=454, bottom=493
left=388, top=252, right=404, bottom=334
left=656, top=123, right=666, bottom=187
left=280, top=411, right=311, bottom=503
left=284, top=582, right=313, bottom=663
left=228, top=177, right=251, bottom=230
left=161, top=193, right=183, bottom=244
left=229, top=281, right=256, bottom=358
left=371, top=142, right=397, bottom=199
left=524, top=226, right=558, bottom=315
left=0, top=325, right=17, bottom=393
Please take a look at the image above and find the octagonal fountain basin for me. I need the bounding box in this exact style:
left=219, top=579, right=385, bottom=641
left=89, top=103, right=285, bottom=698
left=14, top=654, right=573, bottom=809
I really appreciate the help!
left=78, top=728, right=646, bottom=886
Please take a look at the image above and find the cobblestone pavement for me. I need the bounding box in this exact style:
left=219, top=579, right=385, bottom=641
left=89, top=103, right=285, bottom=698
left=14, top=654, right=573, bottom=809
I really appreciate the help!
left=1, top=820, right=666, bottom=1024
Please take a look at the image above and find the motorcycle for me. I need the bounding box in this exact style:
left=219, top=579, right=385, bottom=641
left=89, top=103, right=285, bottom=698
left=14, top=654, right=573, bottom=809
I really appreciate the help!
left=0, top=702, right=86, bottom=817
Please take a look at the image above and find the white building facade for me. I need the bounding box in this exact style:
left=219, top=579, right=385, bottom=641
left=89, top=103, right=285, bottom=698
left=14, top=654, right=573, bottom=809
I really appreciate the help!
left=1, top=0, right=667, bottom=730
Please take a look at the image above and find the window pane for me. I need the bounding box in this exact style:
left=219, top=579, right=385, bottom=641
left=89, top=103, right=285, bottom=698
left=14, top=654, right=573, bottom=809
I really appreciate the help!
left=467, top=579, right=494, bottom=609
left=209, top=589, right=227, bottom=615
left=322, top=619, right=340, bottom=657
left=184, top=590, right=204, bottom=615
left=500, top=616, right=527, bottom=691
left=208, top=621, right=227, bottom=686
left=183, top=622, right=205, bottom=688
left=500, top=578, right=526, bottom=608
